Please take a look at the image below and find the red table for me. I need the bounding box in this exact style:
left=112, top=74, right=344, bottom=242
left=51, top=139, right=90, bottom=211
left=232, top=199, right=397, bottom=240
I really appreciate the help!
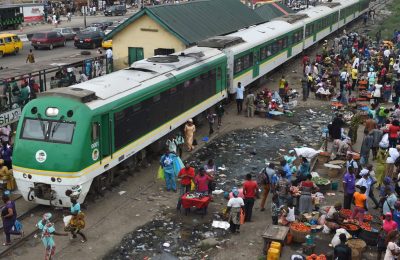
left=181, top=194, right=211, bottom=215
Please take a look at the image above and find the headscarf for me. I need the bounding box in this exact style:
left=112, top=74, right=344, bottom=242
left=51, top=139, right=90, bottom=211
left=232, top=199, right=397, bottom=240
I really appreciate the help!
left=232, top=187, right=239, bottom=197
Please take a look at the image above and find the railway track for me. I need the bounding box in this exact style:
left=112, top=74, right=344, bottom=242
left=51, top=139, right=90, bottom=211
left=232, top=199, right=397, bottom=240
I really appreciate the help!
left=0, top=204, right=62, bottom=258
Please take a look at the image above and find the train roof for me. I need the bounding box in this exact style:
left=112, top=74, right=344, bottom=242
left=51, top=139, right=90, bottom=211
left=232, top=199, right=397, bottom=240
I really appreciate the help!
left=42, top=46, right=225, bottom=110
left=223, top=19, right=298, bottom=54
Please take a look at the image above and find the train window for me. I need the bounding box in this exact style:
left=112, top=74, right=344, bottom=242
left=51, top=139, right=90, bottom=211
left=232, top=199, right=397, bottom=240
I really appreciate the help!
left=243, top=54, right=252, bottom=69
left=21, top=118, right=75, bottom=144
left=194, top=76, right=201, bottom=83
left=234, top=58, right=242, bottom=74
left=21, top=118, right=48, bottom=141
left=201, top=72, right=208, bottom=80
left=48, top=122, right=75, bottom=143
left=115, top=110, right=124, bottom=121
left=260, top=47, right=267, bottom=60
left=4, top=37, right=12, bottom=43
left=91, top=122, right=99, bottom=141
left=153, top=94, right=161, bottom=102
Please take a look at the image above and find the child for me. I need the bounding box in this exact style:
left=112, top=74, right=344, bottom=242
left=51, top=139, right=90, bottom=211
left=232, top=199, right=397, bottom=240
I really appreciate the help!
left=271, top=194, right=280, bottom=225
left=351, top=186, right=367, bottom=222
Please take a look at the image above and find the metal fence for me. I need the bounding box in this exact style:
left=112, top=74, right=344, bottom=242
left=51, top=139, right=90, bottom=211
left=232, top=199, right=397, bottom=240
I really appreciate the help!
left=0, top=54, right=113, bottom=126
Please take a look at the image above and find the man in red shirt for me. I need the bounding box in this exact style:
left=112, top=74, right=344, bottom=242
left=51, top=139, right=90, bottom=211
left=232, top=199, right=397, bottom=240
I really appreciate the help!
left=176, top=161, right=195, bottom=210
left=243, top=173, right=258, bottom=222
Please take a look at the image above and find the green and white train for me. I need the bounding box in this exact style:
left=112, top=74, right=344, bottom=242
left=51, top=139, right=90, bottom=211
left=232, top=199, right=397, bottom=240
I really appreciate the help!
left=13, top=0, right=369, bottom=207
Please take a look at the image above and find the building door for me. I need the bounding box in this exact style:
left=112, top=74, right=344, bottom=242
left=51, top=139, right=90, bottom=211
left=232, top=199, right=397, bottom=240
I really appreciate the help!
left=128, top=47, right=144, bottom=65
left=252, top=50, right=259, bottom=78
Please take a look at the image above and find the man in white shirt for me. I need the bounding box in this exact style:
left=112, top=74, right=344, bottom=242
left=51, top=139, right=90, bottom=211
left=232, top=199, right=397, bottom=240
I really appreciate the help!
left=106, top=48, right=113, bottom=73
left=340, top=70, right=349, bottom=91
left=352, top=57, right=360, bottom=69
left=236, top=82, right=244, bottom=114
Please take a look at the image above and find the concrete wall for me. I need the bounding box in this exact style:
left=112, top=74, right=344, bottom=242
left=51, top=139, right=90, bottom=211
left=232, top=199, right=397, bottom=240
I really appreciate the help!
left=112, top=15, right=187, bottom=70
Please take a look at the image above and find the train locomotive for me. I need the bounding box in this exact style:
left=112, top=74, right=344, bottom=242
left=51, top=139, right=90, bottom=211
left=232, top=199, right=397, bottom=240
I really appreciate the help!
left=13, top=0, right=370, bottom=207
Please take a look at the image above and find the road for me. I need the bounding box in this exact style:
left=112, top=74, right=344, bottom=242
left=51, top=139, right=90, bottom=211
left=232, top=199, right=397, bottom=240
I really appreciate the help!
left=0, top=12, right=134, bottom=68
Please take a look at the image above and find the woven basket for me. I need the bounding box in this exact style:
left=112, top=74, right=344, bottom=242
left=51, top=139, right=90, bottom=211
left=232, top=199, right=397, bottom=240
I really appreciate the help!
left=289, top=226, right=311, bottom=243
left=347, top=238, right=366, bottom=258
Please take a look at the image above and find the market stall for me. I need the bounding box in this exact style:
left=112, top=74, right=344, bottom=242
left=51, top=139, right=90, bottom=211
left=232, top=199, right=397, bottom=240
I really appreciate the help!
left=181, top=193, right=211, bottom=216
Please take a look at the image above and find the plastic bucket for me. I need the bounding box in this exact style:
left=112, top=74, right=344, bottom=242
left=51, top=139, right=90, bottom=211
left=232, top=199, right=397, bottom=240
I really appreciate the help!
left=331, top=181, right=338, bottom=190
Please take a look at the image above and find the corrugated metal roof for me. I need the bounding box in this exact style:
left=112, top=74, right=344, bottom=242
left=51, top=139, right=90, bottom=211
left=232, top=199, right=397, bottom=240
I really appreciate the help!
left=254, top=2, right=294, bottom=22
left=105, top=0, right=266, bottom=45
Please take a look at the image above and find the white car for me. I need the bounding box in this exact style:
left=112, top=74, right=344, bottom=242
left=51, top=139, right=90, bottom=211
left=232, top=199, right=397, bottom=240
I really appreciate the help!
left=52, top=28, right=76, bottom=41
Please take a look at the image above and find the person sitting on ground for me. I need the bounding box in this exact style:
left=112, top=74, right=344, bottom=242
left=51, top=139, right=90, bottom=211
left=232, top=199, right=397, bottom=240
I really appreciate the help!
left=324, top=202, right=345, bottom=231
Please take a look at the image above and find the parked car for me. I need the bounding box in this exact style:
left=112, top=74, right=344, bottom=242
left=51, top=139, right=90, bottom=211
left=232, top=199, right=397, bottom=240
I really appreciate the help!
left=104, top=26, right=117, bottom=35
left=104, top=5, right=127, bottom=16
left=0, top=33, right=23, bottom=57
left=89, top=22, right=106, bottom=31
left=102, top=39, right=112, bottom=49
left=31, top=31, right=66, bottom=50
left=101, top=21, right=113, bottom=27
left=74, top=31, right=105, bottom=49
left=52, top=27, right=76, bottom=40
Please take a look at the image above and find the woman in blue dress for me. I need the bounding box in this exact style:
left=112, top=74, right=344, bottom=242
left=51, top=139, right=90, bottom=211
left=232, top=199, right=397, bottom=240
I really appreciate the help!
left=37, top=213, right=67, bottom=260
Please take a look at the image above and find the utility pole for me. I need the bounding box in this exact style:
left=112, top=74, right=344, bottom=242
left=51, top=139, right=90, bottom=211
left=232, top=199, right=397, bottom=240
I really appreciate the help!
left=83, top=5, right=87, bottom=28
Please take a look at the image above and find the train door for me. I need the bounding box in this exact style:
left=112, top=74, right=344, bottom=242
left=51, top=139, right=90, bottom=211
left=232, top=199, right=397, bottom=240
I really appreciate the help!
left=100, top=113, right=112, bottom=159
left=252, top=50, right=260, bottom=78
left=216, top=67, right=223, bottom=93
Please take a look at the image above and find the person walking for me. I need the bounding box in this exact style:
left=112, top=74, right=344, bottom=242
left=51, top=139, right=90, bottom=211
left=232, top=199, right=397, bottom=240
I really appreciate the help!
left=1, top=195, right=22, bottom=246
left=206, top=110, right=216, bottom=135
left=184, top=119, right=196, bottom=152
left=174, top=133, right=185, bottom=158
left=360, top=129, right=373, bottom=166
left=384, top=230, right=400, bottom=260
left=226, top=187, right=244, bottom=233
left=215, top=103, right=225, bottom=128
left=351, top=186, right=367, bottom=223
left=242, top=173, right=258, bottom=222
left=160, top=150, right=178, bottom=192
left=106, top=48, right=113, bottom=73
left=236, top=82, right=244, bottom=114
left=37, top=213, right=68, bottom=260
left=278, top=75, right=286, bottom=97
left=343, top=166, right=356, bottom=209
left=245, top=90, right=255, bottom=117
left=65, top=195, right=87, bottom=243
left=301, top=76, right=309, bottom=101
left=26, top=49, right=35, bottom=64
left=176, top=161, right=195, bottom=210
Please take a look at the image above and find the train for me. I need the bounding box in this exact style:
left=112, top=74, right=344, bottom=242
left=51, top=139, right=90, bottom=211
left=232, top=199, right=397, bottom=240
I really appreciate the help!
left=13, top=0, right=370, bottom=207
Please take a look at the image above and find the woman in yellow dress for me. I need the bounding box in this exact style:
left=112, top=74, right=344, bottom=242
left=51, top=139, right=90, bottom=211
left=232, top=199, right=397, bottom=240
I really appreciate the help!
left=184, top=119, right=196, bottom=152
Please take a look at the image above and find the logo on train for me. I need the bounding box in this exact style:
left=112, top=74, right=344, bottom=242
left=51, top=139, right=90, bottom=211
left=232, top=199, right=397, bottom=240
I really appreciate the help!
left=35, top=150, right=47, bottom=163
left=92, top=148, right=99, bottom=161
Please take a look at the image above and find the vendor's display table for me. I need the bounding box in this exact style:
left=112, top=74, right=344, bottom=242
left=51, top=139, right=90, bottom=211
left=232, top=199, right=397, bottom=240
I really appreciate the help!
left=181, top=193, right=211, bottom=216
left=262, top=224, right=289, bottom=254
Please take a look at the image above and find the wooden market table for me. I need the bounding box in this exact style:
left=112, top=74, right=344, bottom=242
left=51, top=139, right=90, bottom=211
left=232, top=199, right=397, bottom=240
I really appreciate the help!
left=262, top=224, right=290, bottom=254
left=181, top=193, right=211, bottom=216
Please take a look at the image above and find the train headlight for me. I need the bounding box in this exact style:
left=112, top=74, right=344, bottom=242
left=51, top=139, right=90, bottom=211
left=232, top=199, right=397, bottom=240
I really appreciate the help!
left=23, top=173, right=27, bottom=178
left=57, top=178, right=62, bottom=183
left=46, top=107, right=59, bottom=117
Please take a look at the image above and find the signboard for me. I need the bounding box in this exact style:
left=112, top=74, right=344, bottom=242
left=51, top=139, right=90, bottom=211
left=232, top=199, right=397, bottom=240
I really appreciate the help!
left=0, top=108, right=22, bottom=127
left=22, top=5, right=44, bottom=22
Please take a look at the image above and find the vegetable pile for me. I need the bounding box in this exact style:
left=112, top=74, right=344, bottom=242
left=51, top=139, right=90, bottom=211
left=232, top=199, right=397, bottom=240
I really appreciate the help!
left=340, top=223, right=359, bottom=231
left=340, top=209, right=352, bottom=218
left=312, top=177, right=330, bottom=186
left=306, top=254, right=327, bottom=260
left=290, top=222, right=311, bottom=232
left=359, top=222, right=372, bottom=231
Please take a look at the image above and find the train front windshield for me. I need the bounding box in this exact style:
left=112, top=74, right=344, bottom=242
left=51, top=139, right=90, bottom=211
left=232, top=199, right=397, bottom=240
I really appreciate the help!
left=21, top=118, right=75, bottom=144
